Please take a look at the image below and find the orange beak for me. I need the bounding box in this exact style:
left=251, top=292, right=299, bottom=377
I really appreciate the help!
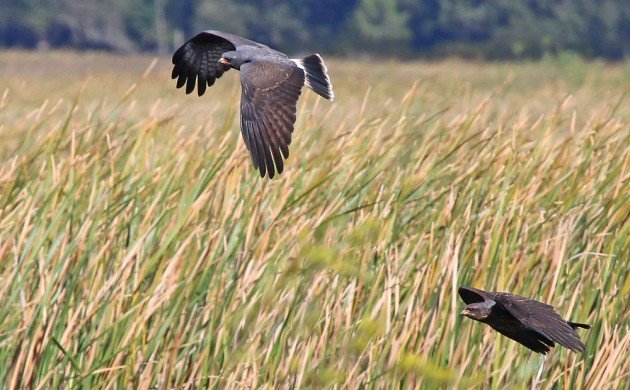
left=219, top=58, right=229, bottom=65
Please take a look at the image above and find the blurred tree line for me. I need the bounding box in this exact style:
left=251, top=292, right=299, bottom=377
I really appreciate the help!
left=0, top=0, right=627, bottom=59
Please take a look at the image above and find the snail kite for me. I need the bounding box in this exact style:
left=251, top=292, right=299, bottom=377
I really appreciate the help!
left=459, top=286, right=590, bottom=354
left=171, top=30, right=334, bottom=178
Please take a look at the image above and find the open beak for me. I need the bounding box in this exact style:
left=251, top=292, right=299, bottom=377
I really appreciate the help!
left=219, top=58, right=229, bottom=65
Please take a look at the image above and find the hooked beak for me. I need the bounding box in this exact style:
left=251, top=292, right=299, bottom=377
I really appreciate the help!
left=219, top=58, right=229, bottom=65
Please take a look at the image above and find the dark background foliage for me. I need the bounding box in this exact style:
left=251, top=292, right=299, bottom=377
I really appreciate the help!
left=1, top=0, right=628, bottom=59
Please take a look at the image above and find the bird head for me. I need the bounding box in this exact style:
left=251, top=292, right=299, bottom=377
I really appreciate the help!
left=219, top=53, right=234, bottom=68
left=461, top=301, right=495, bottom=321
left=219, top=51, right=252, bottom=70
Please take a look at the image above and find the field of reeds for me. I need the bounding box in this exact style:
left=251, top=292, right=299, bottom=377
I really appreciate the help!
left=0, top=51, right=628, bottom=388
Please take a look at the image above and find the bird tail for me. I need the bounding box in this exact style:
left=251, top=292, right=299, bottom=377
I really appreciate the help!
left=291, top=54, right=334, bottom=101
left=568, top=321, right=591, bottom=330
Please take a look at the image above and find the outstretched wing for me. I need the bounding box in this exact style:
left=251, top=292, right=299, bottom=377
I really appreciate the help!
left=458, top=286, right=494, bottom=304
left=493, top=327, right=554, bottom=354
left=239, top=59, right=304, bottom=178
left=491, top=292, right=587, bottom=352
left=171, top=30, right=268, bottom=96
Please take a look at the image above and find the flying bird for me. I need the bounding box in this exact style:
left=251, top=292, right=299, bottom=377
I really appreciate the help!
left=171, top=30, right=334, bottom=178
left=458, top=286, right=590, bottom=354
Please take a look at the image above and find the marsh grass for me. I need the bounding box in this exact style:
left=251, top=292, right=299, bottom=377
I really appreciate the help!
left=0, top=51, right=628, bottom=388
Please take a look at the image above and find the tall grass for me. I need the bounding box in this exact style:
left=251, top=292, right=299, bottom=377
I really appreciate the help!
left=0, top=51, right=628, bottom=388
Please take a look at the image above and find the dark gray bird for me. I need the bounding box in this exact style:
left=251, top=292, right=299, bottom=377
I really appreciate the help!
left=171, top=30, right=334, bottom=178
left=459, top=286, right=590, bottom=354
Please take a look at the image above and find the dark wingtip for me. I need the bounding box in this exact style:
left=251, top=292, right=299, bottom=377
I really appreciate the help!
left=567, top=340, right=587, bottom=353
left=458, top=286, right=472, bottom=294
left=568, top=321, right=591, bottom=330
left=531, top=339, right=553, bottom=354
left=185, top=74, right=196, bottom=94
left=458, top=286, right=488, bottom=304
left=267, top=162, right=275, bottom=179
left=176, top=74, right=186, bottom=89
left=257, top=161, right=266, bottom=178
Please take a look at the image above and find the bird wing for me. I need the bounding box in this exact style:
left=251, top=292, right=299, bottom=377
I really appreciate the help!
left=201, top=30, right=270, bottom=49
left=458, top=286, right=494, bottom=304
left=239, top=59, right=304, bottom=178
left=171, top=30, right=267, bottom=96
left=492, top=327, right=554, bottom=354
left=491, top=292, right=587, bottom=352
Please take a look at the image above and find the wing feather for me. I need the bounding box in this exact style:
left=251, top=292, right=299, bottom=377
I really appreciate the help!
left=171, top=31, right=236, bottom=96
left=491, top=292, right=588, bottom=352
left=492, top=328, right=554, bottom=354
left=240, top=60, right=304, bottom=178
left=458, top=286, right=493, bottom=304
